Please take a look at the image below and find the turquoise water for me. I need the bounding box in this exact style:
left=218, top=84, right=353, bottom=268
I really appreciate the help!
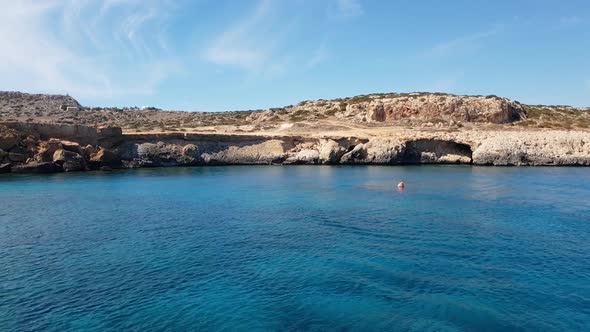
left=1, top=166, right=590, bottom=331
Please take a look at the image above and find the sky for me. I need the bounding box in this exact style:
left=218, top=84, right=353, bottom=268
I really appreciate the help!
left=0, top=0, right=588, bottom=111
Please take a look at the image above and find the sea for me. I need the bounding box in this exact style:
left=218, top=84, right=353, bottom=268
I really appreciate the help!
left=1, top=166, right=589, bottom=331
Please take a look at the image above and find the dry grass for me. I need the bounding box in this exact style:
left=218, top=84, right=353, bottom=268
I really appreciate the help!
left=515, top=105, right=590, bottom=129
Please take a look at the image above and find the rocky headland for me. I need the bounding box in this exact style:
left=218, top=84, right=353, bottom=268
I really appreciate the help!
left=0, top=91, right=589, bottom=174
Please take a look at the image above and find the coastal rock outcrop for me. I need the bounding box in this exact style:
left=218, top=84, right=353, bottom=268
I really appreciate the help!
left=0, top=123, right=589, bottom=174
left=472, top=131, right=590, bottom=166
left=11, top=161, right=62, bottom=173
left=118, top=141, right=197, bottom=167
left=337, top=94, right=526, bottom=124
left=340, top=144, right=368, bottom=164
left=201, top=139, right=286, bottom=165
left=53, top=149, right=86, bottom=172
left=90, top=148, right=121, bottom=169
left=399, top=139, right=472, bottom=164
left=0, top=124, right=20, bottom=150
left=319, top=139, right=347, bottom=164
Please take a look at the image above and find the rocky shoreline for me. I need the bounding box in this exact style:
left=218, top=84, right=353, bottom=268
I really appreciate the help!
left=1, top=91, right=589, bottom=174
left=1, top=122, right=589, bottom=174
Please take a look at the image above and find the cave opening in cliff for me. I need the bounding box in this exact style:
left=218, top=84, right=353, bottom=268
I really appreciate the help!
left=401, top=139, right=473, bottom=164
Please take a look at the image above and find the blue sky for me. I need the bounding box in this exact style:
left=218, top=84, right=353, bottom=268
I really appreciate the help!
left=0, top=0, right=589, bottom=110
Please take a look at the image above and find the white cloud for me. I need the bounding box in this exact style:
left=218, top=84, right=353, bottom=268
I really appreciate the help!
left=0, top=0, right=179, bottom=100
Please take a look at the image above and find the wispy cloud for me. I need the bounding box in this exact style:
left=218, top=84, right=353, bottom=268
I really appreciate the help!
left=307, top=43, right=329, bottom=68
left=335, top=0, right=363, bottom=18
left=203, top=0, right=278, bottom=72
left=204, top=1, right=348, bottom=75
left=0, top=0, right=179, bottom=100
left=423, top=24, right=506, bottom=58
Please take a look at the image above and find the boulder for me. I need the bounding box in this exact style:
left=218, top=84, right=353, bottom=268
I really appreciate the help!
left=82, top=145, right=97, bottom=159
left=340, top=144, right=367, bottom=164
left=35, top=139, right=63, bottom=162
left=11, top=162, right=62, bottom=173
left=61, top=140, right=84, bottom=155
left=53, top=149, right=86, bottom=172
left=284, top=149, right=319, bottom=164
left=319, top=139, right=347, bottom=164
left=295, top=149, right=320, bottom=164
left=90, top=148, right=121, bottom=168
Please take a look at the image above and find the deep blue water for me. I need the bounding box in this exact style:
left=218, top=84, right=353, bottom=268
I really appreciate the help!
left=1, top=166, right=590, bottom=331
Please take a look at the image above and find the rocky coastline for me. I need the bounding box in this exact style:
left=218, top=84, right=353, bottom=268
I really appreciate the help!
left=1, top=121, right=589, bottom=175
left=1, top=91, right=589, bottom=174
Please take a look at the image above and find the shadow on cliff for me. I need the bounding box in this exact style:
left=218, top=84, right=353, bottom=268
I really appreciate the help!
left=399, top=139, right=473, bottom=164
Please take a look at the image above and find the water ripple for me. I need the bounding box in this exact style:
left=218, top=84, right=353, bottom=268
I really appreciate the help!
left=1, top=166, right=589, bottom=331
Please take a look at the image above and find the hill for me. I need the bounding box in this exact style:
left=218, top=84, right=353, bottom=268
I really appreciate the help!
left=0, top=91, right=588, bottom=134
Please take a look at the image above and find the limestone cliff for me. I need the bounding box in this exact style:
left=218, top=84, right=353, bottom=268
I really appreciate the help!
left=0, top=90, right=589, bottom=174
left=2, top=122, right=589, bottom=174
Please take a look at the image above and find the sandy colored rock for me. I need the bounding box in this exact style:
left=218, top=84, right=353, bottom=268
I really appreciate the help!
left=53, top=149, right=86, bottom=172
left=0, top=124, right=20, bottom=150
left=90, top=148, right=121, bottom=168
left=0, top=91, right=588, bottom=172
left=319, top=139, right=347, bottom=164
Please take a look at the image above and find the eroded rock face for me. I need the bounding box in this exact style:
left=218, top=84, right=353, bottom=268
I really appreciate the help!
left=201, top=140, right=286, bottom=165
left=35, top=139, right=64, bottom=162
left=319, top=139, right=347, bottom=164
left=398, top=139, right=473, bottom=164
left=291, top=149, right=320, bottom=164
left=11, top=162, right=62, bottom=173
left=368, top=103, right=386, bottom=122
left=53, top=149, right=86, bottom=172
left=1, top=123, right=589, bottom=174
left=182, top=144, right=200, bottom=160
left=341, top=95, right=526, bottom=124
left=119, top=141, right=194, bottom=167
left=0, top=125, right=20, bottom=150
left=90, top=148, right=121, bottom=168
left=472, top=132, right=590, bottom=166
left=340, top=144, right=368, bottom=164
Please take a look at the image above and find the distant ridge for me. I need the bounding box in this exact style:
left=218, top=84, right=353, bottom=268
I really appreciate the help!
left=0, top=91, right=588, bottom=130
